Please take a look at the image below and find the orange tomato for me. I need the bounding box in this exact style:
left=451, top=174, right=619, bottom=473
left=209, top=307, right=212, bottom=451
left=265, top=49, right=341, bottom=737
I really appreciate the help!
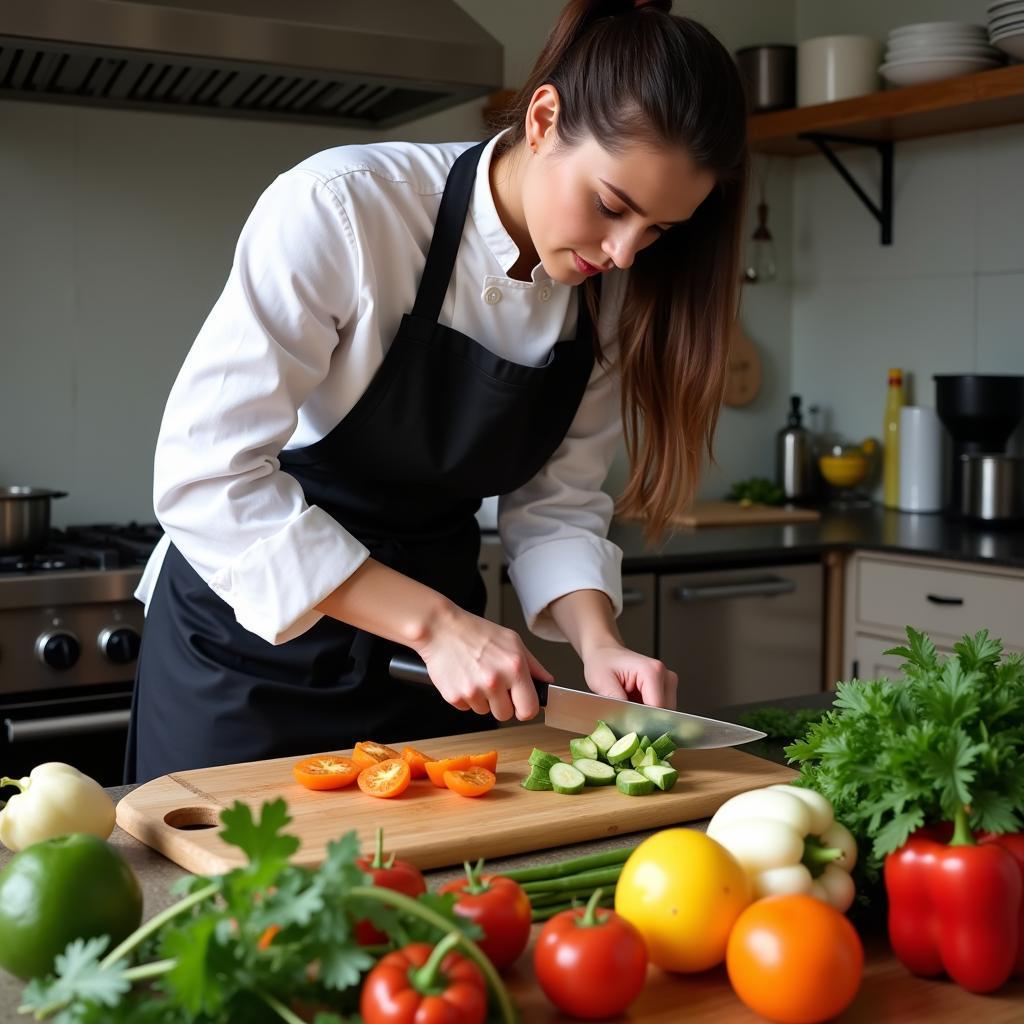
left=424, top=755, right=472, bottom=788
left=444, top=766, right=497, bottom=798
left=401, top=746, right=433, bottom=779
left=352, top=741, right=401, bottom=770
left=357, top=758, right=412, bottom=799
left=468, top=750, right=498, bottom=773
left=726, top=894, right=864, bottom=1023
left=292, top=754, right=359, bottom=791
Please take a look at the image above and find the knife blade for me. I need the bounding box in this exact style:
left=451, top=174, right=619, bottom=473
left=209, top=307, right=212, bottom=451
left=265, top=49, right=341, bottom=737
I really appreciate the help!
left=387, top=652, right=765, bottom=750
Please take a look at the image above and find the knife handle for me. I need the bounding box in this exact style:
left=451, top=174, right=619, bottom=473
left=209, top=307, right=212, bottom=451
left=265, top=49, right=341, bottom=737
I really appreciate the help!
left=388, top=651, right=549, bottom=707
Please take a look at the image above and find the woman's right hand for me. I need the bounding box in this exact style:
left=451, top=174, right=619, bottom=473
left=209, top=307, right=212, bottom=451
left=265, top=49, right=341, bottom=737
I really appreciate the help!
left=414, top=606, right=551, bottom=722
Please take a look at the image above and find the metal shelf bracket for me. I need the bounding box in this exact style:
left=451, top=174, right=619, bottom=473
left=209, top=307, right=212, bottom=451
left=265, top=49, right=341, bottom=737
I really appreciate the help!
left=798, top=132, right=894, bottom=245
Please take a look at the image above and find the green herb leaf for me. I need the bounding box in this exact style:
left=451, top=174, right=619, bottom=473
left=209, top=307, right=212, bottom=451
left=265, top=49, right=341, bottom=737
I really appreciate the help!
left=19, top=938, right=129, bottom=1016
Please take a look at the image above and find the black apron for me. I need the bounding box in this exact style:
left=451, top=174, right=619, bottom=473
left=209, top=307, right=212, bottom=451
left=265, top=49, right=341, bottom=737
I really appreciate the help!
left=125, top=139, right=596, bottom=784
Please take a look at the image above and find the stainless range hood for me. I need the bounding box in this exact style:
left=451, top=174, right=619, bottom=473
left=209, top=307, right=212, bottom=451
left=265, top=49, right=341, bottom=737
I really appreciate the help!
left=0, top=0, right=503, bottom=128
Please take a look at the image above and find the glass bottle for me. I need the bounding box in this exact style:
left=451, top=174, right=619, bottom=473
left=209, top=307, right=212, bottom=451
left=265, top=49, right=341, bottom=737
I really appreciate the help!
left=882, top=368, right=905, bottom=508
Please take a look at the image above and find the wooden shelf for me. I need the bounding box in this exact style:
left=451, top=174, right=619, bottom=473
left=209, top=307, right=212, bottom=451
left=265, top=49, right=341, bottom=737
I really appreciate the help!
left=750, top=63, right=1024, bottom=155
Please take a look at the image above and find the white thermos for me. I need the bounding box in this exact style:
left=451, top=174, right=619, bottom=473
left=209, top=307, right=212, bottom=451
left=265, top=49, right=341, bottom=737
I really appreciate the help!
left=898, top=406, right=943, bottom=512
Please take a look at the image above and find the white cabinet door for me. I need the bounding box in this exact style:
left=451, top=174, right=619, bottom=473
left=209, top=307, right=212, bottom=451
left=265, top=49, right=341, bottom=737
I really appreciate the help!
left=659, top=562, right=824, bottom=713
left=500, top=574, right=657, bottom=691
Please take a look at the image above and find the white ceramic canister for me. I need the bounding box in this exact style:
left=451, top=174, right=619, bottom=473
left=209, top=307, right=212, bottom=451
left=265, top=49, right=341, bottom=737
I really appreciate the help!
left=898, top=406, right=944, bottom=513
left=797, top=35, right=882, bottom=106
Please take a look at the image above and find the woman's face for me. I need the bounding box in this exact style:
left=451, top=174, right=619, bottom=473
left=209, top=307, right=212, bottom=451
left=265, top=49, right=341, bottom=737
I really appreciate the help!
left=520, top=102, right=716, bottom=284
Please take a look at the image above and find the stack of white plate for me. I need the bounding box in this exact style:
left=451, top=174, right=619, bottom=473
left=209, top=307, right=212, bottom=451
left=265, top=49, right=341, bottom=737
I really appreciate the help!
left=879, top=21, right=1003, bottom=86
left=988, top=0, right=1024, bottom=59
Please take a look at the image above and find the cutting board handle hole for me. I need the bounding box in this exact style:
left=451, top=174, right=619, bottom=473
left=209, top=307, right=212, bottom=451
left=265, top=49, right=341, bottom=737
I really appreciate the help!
left=164, top=806, right=220, bottom=831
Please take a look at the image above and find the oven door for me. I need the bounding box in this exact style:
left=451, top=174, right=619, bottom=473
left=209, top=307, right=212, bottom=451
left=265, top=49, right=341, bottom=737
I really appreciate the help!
left=1, top=686, right=133, bottom=787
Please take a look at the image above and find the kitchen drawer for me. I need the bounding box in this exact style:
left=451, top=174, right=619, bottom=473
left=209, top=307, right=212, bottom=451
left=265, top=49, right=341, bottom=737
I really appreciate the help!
left=500, top=574, right=657, bottom=690
left=659, top=562, right=824, bottom=713
left=855, top=556, right=1024, bottom=647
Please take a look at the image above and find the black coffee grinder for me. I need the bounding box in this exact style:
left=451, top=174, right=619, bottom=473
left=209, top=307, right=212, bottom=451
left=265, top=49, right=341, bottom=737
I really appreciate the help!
left=934, top=374, right=1024, bottom=515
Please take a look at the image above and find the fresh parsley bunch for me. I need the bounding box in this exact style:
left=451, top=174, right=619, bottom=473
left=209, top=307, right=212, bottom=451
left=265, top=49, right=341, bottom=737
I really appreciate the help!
left=18, top=799, right=513, bottom=1024
left=787, top=628, right=1024, bottom=883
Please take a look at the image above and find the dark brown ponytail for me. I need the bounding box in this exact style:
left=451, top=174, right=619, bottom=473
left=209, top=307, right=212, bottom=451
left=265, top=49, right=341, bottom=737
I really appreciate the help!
left=496, top=0, right=749, bottom=541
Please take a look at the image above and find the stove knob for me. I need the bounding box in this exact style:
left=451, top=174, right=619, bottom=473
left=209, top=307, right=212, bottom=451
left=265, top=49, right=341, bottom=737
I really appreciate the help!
left=35, top=631, right=81, bottom=671
left=98, top=626, right=142, bottom=665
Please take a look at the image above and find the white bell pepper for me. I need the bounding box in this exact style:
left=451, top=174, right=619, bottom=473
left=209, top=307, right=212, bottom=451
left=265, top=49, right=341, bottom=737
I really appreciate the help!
left=707, top=783, right=857, bottom=912
left=0, top=762, right=115, bottom=852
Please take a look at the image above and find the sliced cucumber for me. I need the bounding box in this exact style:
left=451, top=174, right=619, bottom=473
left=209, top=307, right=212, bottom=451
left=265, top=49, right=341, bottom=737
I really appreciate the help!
left=615, top=769, right=654, bottom=796
left=572, top=757, right=616, bottom=786
left=588, top=720, right=617, bottom=757
left=528, top=748, right=562, bottom=770
left=655, top=759, right=674, bottom=769
left=521, top=775, right=553, bottom=791
left=638, top=735, right=651, bottom=752
left=630, top=746, right=658, bottom=769
left=549, top=762, right=586, bottom=795
left=606, top=731, right=640, bottom=765
left=569, top=736, right=599, bottom=761
left=650, top=733, right=677, bottom=760
left=641, top=764, right=679, bottom=791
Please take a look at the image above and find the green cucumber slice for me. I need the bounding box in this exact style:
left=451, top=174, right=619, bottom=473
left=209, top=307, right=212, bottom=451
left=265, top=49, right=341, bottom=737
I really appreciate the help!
left=549, top=762, right=586, bottom=795
left=588, top=721, right=617, bottom=757
left=606, top=732, right=640, bottom=765
left=650, top=733, right=676, bottom=760
left=615, top=769, right=654, bottom=796
left=572, top=757, right=616, bottom=786
left=528, top=748, right=562, bottom=770
left=630, top=746, right=658, bottom=769
left=521, top=775, right=553, bottom=791
left=569, top=736, right=599, bottom=761
left=638, top=735, right=651, bottom=751
left=641, top=764, right=679, bottom=791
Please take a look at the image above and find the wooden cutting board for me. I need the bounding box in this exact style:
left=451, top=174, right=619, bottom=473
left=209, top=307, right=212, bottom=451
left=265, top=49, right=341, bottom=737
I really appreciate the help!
left=676, top=501, right=821, bottom=528
left=116, top=724, right=796, bottom=875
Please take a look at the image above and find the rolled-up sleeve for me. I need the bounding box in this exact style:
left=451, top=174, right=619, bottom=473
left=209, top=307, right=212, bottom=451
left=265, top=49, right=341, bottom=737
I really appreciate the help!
left=501, top=274, right=626, bottom=642
left=152, top=170, right=369, bottom=645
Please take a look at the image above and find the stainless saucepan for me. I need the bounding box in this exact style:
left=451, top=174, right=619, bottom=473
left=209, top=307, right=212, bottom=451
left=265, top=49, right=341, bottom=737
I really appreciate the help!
left=0, top=486, right=68, bottom=554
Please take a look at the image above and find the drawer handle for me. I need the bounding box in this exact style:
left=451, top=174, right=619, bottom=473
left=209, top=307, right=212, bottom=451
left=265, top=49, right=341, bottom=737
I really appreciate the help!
left=674, top=576, right=797, bottom=602
left=926, top=594, right=964, bottom=606
left=622, top=587, right=646, bottom=607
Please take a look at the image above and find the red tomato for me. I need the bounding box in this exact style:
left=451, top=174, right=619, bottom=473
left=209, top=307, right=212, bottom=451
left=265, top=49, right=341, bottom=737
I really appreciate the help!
left=534, top=894, right=648, bottom=1020
left=355, top=827, right=428, bottom=945
left=439, top=865, right=531, bottom=970
left=726, top=894, right=864, bottom=1024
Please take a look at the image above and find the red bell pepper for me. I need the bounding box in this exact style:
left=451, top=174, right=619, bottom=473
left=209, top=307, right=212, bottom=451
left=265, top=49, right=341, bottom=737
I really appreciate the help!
left=884, top=806, right=1024, bottom=993
left=360, top=932, right=487, bottom=1024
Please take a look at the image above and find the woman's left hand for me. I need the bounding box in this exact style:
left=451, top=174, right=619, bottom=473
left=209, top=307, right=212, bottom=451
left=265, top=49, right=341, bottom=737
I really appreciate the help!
left=581, top=642, right=678, bottom=710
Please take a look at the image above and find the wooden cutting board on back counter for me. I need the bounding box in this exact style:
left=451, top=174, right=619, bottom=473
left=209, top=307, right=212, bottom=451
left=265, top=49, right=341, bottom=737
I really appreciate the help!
left=676, top=501, right=821, bottom=528
left=116, top=724, right=796, bottom=875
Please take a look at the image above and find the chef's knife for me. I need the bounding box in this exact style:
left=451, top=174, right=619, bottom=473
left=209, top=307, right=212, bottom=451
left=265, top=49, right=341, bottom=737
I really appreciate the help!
left=388, top=652, right=765, bottom=750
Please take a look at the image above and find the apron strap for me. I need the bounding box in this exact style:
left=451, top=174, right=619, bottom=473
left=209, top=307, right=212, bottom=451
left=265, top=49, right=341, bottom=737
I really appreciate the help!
left=411, top=139, right=489, bottom=322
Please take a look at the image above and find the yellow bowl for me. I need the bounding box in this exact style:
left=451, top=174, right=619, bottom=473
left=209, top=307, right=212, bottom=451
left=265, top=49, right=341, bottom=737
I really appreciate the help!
left=819, top=453, right=868, bottom=489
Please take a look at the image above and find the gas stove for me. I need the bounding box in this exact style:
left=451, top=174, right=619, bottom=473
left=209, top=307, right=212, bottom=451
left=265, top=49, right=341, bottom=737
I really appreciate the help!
left=0, top=523, right=160, bottom=697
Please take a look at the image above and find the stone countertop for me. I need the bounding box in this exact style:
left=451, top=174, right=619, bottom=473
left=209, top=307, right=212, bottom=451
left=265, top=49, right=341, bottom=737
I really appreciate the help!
left=608, top=505, right=1024, bottom=573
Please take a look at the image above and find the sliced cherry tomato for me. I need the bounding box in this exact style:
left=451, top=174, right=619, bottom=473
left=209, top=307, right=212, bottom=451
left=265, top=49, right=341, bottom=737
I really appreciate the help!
left=439, top=861, right=532, bottom=970
left=355, top=827, right=428, bottom=944
left=444, top=766, right=496, bottom=798
left=352, top=741, right=401, bottom=771
left=292, top=754, right=359, bottom=791
left=357, top=758, right=411, bottom=799
left=468, top=750, right=498, bottom=773
left=424, top=755, right=472, bottom=788
left=401, top=746, right=433, bottom=779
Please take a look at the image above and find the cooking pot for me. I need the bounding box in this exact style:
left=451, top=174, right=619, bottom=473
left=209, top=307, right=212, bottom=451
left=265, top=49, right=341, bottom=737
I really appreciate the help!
left=734, top=45, right=797, bottom=113
left=960, top=455, right=1024, bottom=523
left=0, top=487, right=68, bottom=554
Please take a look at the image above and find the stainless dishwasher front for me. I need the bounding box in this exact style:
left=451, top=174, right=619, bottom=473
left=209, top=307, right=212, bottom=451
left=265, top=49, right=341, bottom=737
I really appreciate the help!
left=659, top=561, right=824, bottom=713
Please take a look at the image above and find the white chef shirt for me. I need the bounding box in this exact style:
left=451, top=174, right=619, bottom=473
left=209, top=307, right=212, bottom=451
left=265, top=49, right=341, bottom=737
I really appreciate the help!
left=136, top=130, right=626, bottom=646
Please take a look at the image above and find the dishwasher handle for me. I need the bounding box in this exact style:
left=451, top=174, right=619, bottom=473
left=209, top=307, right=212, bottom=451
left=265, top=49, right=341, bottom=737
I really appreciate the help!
left=5, top=709, right=131, bottom=744
left=673, top=575, right=797, bottom=603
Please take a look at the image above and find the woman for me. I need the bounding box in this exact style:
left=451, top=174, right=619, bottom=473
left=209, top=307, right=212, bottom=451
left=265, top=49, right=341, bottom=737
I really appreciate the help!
left=125, top=0, right=748, bottom=783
